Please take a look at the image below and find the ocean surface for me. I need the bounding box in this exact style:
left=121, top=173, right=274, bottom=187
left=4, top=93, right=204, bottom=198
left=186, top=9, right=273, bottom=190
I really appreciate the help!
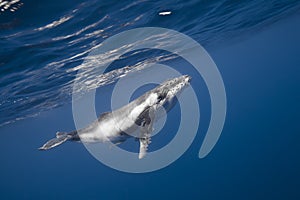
left=1, top=0, right=300, bottom=199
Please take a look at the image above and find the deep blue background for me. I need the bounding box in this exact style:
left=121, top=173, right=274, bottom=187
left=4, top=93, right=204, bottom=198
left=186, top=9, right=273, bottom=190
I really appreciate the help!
left=0, top=0, right=300, bottom=199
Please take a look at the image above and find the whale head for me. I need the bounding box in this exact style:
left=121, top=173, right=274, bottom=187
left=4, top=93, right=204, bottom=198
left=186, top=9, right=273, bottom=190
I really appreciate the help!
left=154, top=75, right=191, bottom=106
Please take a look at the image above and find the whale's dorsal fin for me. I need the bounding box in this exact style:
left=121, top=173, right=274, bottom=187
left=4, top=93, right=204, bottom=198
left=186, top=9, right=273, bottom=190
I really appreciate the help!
left=138, top=108, right=155, bottom=159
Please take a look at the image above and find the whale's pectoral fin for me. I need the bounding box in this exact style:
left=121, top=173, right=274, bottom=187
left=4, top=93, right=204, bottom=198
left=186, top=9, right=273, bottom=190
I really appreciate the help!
left=139, top=135, right=151, bottom=159
left=138, top=108, right=155, bottom=159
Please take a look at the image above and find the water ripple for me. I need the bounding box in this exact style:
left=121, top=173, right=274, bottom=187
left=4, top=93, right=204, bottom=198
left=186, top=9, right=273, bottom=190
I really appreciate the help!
left=0, top=0, right=300, bottom=127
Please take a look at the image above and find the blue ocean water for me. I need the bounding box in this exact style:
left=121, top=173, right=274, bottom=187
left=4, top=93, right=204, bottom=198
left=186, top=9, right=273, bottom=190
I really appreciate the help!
left=1, top=0, right=300, bottom=199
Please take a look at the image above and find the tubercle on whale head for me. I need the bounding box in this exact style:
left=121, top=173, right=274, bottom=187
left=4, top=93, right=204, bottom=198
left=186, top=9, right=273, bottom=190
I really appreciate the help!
left=184, top=75, right=192, bottom=83
left=172, top=74, right=192, bottom=87
left=177, top=75, right=191, bottom=84
left=161, top=75, right=192, bottom=86
left=153, top=75, right=192, bottom=103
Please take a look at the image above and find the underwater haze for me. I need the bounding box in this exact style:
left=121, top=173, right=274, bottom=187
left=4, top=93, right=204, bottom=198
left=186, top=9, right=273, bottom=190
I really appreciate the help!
left=1, top=0, right=300, bottom=199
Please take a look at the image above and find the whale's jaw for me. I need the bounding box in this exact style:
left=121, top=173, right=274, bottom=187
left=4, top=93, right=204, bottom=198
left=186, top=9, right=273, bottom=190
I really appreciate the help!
left=153, top=75, right=191, bottom=107
left=164, top=75, right=191, bottom=95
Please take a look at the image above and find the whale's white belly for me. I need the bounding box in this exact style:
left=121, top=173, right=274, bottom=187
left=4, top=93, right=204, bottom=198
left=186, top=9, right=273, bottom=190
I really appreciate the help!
left=79, top=119, right=122, bottom=143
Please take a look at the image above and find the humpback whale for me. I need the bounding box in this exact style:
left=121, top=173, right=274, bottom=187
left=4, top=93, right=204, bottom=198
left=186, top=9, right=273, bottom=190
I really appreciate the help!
left=39, top=75, right=191, bottom=159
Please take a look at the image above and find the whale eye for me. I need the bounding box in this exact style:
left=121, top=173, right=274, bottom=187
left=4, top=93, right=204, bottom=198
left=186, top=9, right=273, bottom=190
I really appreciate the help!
left=158, top=95, right=164, bottom=101
left=157, top=90, right=167, bottom=102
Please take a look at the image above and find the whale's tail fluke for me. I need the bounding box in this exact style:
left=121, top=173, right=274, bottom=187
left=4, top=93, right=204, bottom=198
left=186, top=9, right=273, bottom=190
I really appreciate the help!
left=39, top=132, right=72, bottom=150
